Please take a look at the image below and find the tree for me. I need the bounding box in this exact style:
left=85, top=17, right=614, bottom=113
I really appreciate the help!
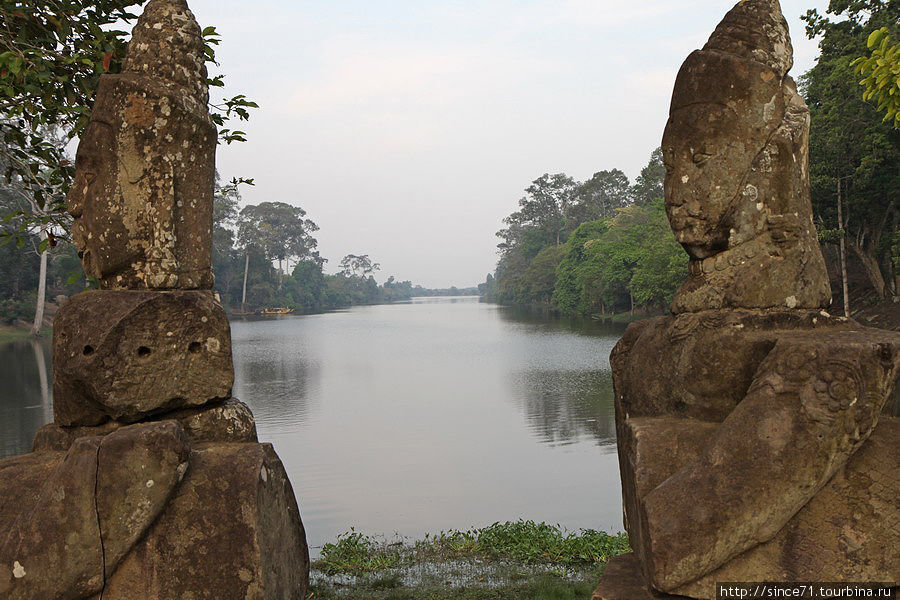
left=552, top=200, right=687, bottom=315
left=630, top=148, right=666, bottom=207
left=238, top=202, right=319, bottom=292
left=498, top=173, right=578, bottom=251
left=801, top=0, right=900, bottom=301
left=568, top=169, right=631, bottom=226
left=553, top=220, right=608, bottom=314
left=211, top=174, right=241, bottom=304
left=0, top=138, right=69, bottom=334
left=339, top=254, right=380, bottom=277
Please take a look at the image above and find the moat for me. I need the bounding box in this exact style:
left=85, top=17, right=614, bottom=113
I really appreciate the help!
left=0, top=297, right=626, bottom=551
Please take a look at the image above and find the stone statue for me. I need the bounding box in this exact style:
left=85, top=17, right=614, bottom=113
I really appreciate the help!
left=593, top=1, right=900, bottom=598
left=0, top=2, right=310, bottom=598
left=68, top=0, right=215, bottom=290
left=662, top=0, right=830, bottom=314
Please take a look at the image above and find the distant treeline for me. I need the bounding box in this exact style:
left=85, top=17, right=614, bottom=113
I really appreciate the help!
left=0, top=178, right=473, bottom=322
left=480, top=150, right=685, bottom=315
left=211, top=191, right=476, bottom=313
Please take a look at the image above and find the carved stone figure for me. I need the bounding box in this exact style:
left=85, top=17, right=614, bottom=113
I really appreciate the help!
left=0, top=1, right=310, bottom=598
left=662, top=0, right=830, bottom=313
left=68, top=0, right=215, bottom=290
left=593, top=1, right=900, bottom=598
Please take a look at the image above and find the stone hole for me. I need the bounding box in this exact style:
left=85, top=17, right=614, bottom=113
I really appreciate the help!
left=188, top=341, right=202, bottom=354
left=82, top=345, right=94, bottom=356
left=137, top=346, right=152, bottom=358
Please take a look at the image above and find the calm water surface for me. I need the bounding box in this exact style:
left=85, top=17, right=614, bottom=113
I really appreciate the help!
left=0, top=298, right=626, bottom=551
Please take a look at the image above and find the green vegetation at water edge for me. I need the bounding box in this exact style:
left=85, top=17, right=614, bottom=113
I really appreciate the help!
left=310, top=521, right=629, bottom=600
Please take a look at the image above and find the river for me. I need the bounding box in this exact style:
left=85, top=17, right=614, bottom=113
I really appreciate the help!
left=0, top=297, right=626, bottom=551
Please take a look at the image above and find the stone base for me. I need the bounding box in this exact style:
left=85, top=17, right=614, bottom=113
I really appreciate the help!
left=0, top=422, right=308, bottom=600
left=95, top=442, right=309, bottom=600
left=593, top=554, right=690, bottom=600
left=617, top=416, right=900, bottom=599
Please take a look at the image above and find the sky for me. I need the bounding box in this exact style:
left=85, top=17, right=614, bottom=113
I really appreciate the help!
left=184, top=0, right=829, bottom=288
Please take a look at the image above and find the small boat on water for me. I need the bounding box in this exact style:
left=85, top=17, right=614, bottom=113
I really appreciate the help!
left=261, top=307, right=294, bottom=315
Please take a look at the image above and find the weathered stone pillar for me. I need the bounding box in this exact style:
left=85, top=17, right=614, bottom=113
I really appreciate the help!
left=0, top=2, right=309, bottom=598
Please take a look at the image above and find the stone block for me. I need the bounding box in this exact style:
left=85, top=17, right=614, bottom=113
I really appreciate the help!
left=615, top=415, right=900, bottom=598
left=593, top=554, right=689, bottom=600
left=636, top=332, right=900, bottom=592
left=67, top=0, right=215, bottom=291
left=0, top=422, right=190, bottom=600
left=33, top=399, right=258, bottom=452
left=98, top=442, right=309, bottom=600
left=53, top=289, right=233, bottom=426
left=611, top=310, right=855, bottom=422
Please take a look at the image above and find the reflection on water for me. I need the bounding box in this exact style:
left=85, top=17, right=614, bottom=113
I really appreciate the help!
left=232, top=299, right=626, bottom=552
left=0, top=338, right=53, bottom=457
left=512, top=370, right=616, bottom=447
left=2, top=298, right=627, bottom=554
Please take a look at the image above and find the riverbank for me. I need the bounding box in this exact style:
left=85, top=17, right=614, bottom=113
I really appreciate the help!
left=309, top=521, right=629, bottom=600
left=0, top=325, right=51, bottom=344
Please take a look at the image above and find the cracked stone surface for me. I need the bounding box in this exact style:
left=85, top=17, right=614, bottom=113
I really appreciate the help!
left=0, top=422, right=189, bottom=600
left=33, top=399, right=258, bottom=452
left=52, top=290, right=233, bottom=426
left=68, top=0, right=216, bottom=290
left=96, top=443, right=309, bottom=600
left=603, top=418, right=900, bottom=599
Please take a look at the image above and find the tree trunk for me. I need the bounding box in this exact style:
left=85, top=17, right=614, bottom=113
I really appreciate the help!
left=837, top=179, right=850, bottom=317
left=241, top=250, right=250, bottom=312
left=277, top=257, right=283, bottom=291
left=31, top=338, right=51, bottom=423
left=848, top=240, right=886, bottom=299
left=31, top=228, right=48, bottom=336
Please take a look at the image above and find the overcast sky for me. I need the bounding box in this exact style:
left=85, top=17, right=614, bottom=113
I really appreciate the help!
left=184, top=0, right=828, bottom=288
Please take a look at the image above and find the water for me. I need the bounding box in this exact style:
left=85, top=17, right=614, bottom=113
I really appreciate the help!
left=0, top=298, right=627, bottom=552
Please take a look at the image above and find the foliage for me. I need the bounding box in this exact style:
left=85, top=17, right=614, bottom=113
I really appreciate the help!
left=800, top=0, right=900, bottom=298
left=237, top=202, right=319, bottom=264
left=340, top=253, right=380, bottom=277
left=423, top=520, right=629, bottom=567
left=566, top=169, right=630, bottom=226
left=497, top=173, right=578, bottom=254
left=319, top=530, right=406, bottom=576
left=488, top=149, right=680, bottom=315
left=852, top=27, right=900, bottom=127
left=552, top=220, right=608, bottom=315
left=313, top=520, right=629, bottom=593
left=630, top=148, right=666, bottom=207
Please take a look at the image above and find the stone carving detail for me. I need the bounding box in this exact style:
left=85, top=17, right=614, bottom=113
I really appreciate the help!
left=593, top=1, right=900, bottom=598
left=0, top=1, right=310, bottom=599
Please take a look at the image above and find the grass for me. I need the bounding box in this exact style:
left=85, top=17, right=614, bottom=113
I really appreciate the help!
left=0, top=325, right=50, bottom=344
left=309, top=520, right=629, bottom=600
